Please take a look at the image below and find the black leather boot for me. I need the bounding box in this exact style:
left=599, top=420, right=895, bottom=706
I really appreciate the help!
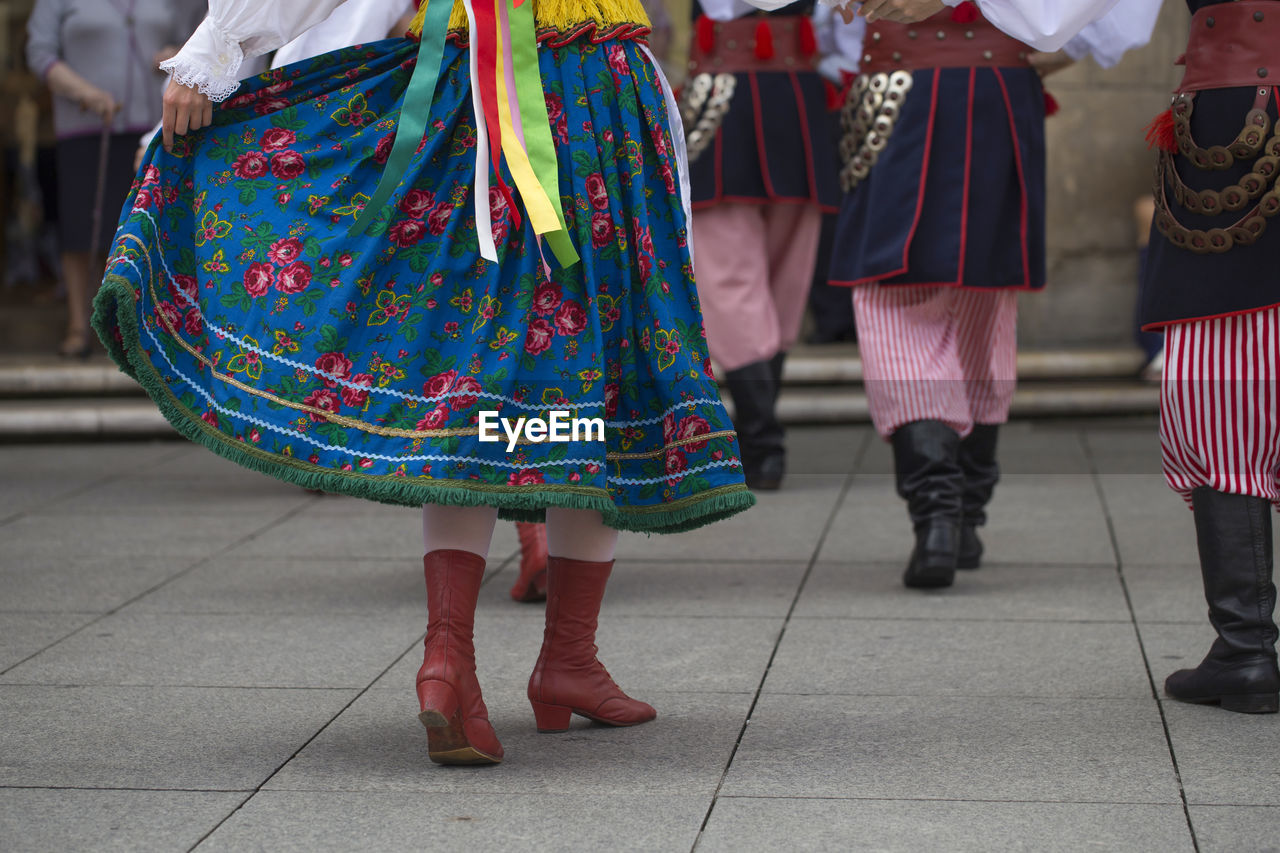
left=1165, top=487, right=1279, bottom=714
left=891, top=420, right=964, bottom=589
left=768, top=351, right=785, bottom=395
left=724, top=360, right=785, bottom=490
left=957, top=424, right=1000, bottom=570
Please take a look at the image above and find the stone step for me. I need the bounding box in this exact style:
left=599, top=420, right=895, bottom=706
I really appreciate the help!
left=774, top=345, right=1148, bottom=385
left=772, top=382, right=1159, bottom=424
left=0, top=356, right=139, bottom=397
left=0, top=382, right=1159, bottom=438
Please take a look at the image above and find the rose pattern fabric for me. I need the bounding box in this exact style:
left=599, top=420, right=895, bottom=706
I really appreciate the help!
left=94, top=35, right=753, bottom=533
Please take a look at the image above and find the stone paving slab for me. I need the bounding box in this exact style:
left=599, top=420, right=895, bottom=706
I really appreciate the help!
left=1123, top=563, right=1207, bottom=625
left=376, top=614, right=783, bottom=695
left=1135, top=622, right=1220, bottom=700
left=0, top=481, right=101, bottom=520
left=762, top=619, right=1151, bottom=699
left=2, top=512, right=278, bottom=559
left=481, top=558, right=810, bottom=619
left=721, top=694, right=1180, bottom=803
left=0, top=685, right=356, bottom=789
left=1, top=611, right=421, bottom=689
left=698, top=798, right=1195, bottom=853
left=265, top=689, right=752, bottom=796
left=0, top=789, right=245, bottom=853
left=1100, top=475, right=1202, bottom=567
left=795, top=561, right=1131, bottom=622
left=1085, top=431, right=1166, bottom=476
left=224, top=510, right=429, bottom=561
left=786, top=425, right=869, bottom=477
left=222, top=507, right=523, bottom=566
left=125, top=556, right=429, bottom=616
left=1188, top=805, right=1280, bottom=853
left=0, top=612, right=98, bottom=672
left=39, top=472, right=315, bottom=516
left=200, top=791, right=707, bottom=852
left=0, top=554, right=201, bottom=614
left=0, top=442, right=179, bottom=484
left=614, top=479, right=845, bottom=562
left=2, top=425, right=1276, bottom=850
left=1162, top=699, right=1280, bottom=806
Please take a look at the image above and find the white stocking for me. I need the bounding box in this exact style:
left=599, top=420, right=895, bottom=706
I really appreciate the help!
left=545, top=507, right=619, bottom=563
left=421, top=503, right=498, bottom=557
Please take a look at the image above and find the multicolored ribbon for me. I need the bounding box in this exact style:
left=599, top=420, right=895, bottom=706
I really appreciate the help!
left=349, top=0, right=451, bottom=238
left=351, top=0, right=578, bottom=269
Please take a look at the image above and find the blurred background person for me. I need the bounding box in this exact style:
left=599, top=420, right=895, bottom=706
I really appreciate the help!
left=805, top=4, right=862, bottom=345
left=687, top=0, right=841, bottom=491
left=25, top=0, right=198, bottom=358
left=827, top=1, right=1159, bottom=590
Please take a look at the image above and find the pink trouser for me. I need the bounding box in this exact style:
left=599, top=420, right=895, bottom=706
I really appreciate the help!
left=692, top=202, right=822, bottom=371
left=1160, top=306, right=1280, bottom=507
left=854, top=284, right=1019, bottom=439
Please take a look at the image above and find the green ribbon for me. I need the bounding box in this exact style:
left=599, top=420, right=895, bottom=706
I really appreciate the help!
left=349, top=0, right=453, bottom=237
left=506, top=0, right=578, bottom=268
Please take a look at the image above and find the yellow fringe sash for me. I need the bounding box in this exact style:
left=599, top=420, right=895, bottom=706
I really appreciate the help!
left=409, top=0, right=652, bottom=36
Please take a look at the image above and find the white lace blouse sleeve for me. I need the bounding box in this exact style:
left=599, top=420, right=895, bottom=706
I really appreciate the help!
left=158, top=0, right=351, bottom=102
left=940, top=0, right=1124, bottom=52
left=1060, top=0, right=1162, bottom=69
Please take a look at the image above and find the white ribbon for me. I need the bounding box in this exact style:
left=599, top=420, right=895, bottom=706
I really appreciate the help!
left=461, top=0, right=498, bottom=263
left=641, top=46, right=695, bottom=268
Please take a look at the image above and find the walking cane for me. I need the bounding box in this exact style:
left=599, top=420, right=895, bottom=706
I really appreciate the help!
left=87, top=120, right=112, bottom=261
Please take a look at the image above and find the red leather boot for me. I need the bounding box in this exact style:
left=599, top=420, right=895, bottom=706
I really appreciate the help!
left=416, top=550, right=503, bottom=765
left=527, top=557, right=657, bottom=732
left=509, top=522, right=548, bottom=603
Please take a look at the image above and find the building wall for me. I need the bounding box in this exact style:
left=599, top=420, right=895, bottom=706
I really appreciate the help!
left=1022, top=0, right=1188, bottom=347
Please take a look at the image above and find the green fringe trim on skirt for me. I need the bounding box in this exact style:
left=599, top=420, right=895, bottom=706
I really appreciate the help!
left=92, top=275, right=756, bottom=534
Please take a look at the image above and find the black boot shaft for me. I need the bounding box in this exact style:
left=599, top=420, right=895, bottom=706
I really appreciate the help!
left=1192, top=488, right=1278, bottom=658
left=724, top=359, right=785, bottom=488
left=891, top=420, right=964, bottom=527
left=1165, top=487, right=1279, bottom=712
left=723, top=360, right=784, bottom=454
left=959, top=424, right=1000, bottom=527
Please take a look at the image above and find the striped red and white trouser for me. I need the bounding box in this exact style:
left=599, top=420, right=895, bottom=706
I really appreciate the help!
left=1160, top=306, right=1280, bottom=506
left=853, top=284, right=1019, bottom=439
left=693, top=203, right=823, bottom=371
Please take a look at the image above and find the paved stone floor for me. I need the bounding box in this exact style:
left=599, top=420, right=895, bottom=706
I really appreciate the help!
left=2, top=420, right=1279, bottom=852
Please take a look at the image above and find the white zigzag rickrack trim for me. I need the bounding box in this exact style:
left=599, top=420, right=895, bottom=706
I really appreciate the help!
left=135, top=269, right=743, bottom=486
left=125, top=211, right=725, bottom=427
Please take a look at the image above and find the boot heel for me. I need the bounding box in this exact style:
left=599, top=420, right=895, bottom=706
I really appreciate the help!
left=416, top=679, right=460, bottom=727
left=531, top=700, right=573, bottom=732
left=1220, top=692, right=1280, bottom=714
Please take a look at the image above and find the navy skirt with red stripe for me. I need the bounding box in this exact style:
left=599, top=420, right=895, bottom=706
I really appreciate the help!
left=689, top=69, right=841, bottom=212
left=829, top=65, right=1047, bottom=290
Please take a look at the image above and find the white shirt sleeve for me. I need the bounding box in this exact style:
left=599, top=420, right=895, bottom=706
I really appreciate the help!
left=814, top=4, right=866, bottom=82
left=158, top=0, right=352, bottom=101
left=940, top=0, right=1125, bottom=52
left=271, top=0, right=416, bottom=69
left=1060, top=0, right=1162, bottom=69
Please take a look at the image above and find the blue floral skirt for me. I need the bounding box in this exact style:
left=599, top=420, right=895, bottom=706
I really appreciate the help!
left=93, top=34, right=754, bottom=533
